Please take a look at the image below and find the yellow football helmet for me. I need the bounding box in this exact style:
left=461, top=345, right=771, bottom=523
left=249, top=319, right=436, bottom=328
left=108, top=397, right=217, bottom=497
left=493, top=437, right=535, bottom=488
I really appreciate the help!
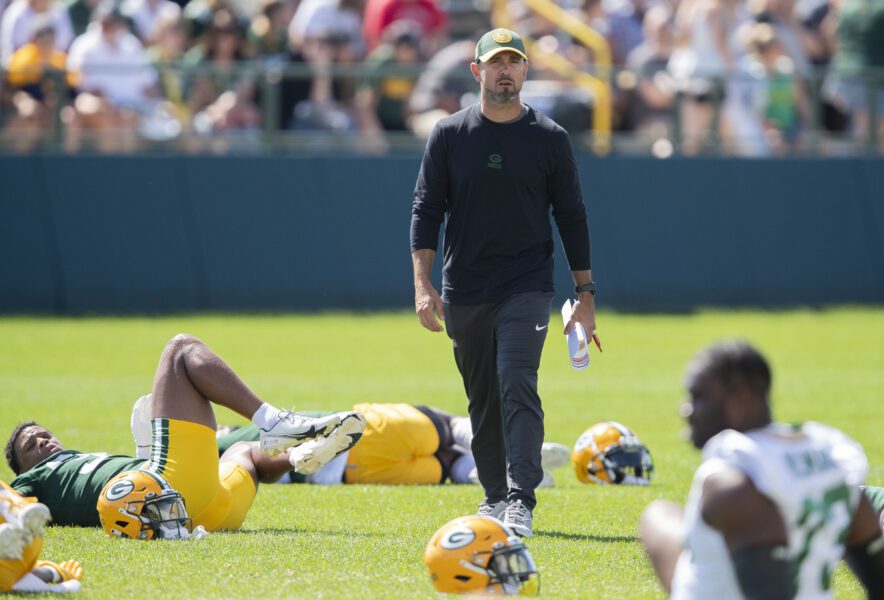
left=424, top=516, right=539, bottom=596
left=97, top=470, right=191, bottom=540
left=572, top=421, right=654, bottom=485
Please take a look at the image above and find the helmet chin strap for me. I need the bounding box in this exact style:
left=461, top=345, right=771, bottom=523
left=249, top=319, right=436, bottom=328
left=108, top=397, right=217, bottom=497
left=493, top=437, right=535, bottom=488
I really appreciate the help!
left=158, top=523, right=210, bottom=541
left=586, top=472, right=610, bottom=485
left=620, top=474, right=651, bottom=486
left=157, top=522, right=188, bottom=539
left=458, top=559, right=490, bottom=576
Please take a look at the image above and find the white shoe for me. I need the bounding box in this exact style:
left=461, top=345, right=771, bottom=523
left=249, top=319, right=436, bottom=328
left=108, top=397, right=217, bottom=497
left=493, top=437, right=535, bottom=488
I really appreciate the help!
left=17, top=503, right=51, bottom=545
left=0, top=523, right=26, bottom=560
left=0, top=498, right=50, bottom=558
left=288, top=412, right=366, bottom=475
left=260, top=411, right=343, bottom=456
left=541, top=442, right=571, bottom=471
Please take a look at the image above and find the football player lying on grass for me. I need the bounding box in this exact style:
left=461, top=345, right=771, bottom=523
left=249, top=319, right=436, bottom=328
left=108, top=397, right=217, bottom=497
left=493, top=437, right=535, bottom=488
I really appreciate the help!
left=5, top=334, right=365, bottom=538
left=640, top=341, right=884, bottom=600
left=1, top=480, right=83, bottom=592
left=202, top=403, right=572, bottom=486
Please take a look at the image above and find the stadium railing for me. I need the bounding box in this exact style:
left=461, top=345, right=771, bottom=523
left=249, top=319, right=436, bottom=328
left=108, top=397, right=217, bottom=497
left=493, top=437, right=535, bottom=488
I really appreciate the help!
left=0, top=61, right=881, bottom=156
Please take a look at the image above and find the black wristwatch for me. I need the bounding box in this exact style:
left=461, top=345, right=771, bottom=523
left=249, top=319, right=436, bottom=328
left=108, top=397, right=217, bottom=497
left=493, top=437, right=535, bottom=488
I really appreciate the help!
left=575, top=282, right=596, bottom=296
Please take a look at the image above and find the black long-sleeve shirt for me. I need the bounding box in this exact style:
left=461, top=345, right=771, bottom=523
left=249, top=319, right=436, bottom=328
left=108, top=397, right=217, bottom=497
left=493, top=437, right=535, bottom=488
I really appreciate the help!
left=410, top=103, right=591, bottom=305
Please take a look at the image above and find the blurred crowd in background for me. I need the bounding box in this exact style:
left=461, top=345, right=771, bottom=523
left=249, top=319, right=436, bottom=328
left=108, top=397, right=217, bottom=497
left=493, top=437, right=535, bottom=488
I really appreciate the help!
left=0, top=0, right=882, bottom=154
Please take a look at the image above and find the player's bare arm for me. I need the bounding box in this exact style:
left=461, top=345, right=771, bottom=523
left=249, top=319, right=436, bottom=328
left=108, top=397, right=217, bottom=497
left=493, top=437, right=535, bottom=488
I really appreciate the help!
left=412, top=248, right=444, bottom=332
left=843, top=493, right=884, bottom=598
left=565, top=269, right=597, bottom=337
left=701, top=468, right=792, bottom=599
left=639, top=499, right=685, bottom=593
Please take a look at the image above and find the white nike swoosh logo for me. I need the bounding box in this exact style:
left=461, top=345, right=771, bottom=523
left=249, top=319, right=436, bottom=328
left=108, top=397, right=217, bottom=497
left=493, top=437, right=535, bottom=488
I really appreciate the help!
left=535, top=324, right=548, bottom=331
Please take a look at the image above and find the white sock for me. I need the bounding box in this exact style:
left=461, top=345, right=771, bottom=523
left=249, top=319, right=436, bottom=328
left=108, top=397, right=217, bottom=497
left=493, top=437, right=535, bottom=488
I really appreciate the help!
left=450, top=453, right=477, bottom=484
left=131, top=395, right=153, bottom=459
left=251, top=403, right=283, bottom=431
left=13, top=572, right=81, bottom=594
left=306, top=451, right=348, bottom=485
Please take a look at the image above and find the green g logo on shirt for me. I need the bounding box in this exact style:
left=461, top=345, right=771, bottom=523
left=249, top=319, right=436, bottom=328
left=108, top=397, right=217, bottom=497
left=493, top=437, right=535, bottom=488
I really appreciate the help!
left=487, top=154, right=503, bottom=170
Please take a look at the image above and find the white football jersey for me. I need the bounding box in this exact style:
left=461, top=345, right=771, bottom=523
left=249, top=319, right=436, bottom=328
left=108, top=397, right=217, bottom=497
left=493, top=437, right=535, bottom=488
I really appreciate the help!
left=671, top=422, right=868, bottom=600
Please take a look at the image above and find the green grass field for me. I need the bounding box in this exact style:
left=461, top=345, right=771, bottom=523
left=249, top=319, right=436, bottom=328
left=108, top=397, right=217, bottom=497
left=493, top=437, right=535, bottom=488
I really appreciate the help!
left=1, top=308, right=881, bottom=598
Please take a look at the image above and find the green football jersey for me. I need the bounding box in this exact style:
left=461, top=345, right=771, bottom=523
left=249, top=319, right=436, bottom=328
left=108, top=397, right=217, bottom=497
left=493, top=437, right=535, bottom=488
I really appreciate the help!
left=11, top=450, right=145, bottom=527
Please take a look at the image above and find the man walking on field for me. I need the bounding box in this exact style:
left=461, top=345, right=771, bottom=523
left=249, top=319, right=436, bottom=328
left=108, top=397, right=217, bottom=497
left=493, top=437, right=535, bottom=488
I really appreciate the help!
left=410, top=27, right=596, bottom=537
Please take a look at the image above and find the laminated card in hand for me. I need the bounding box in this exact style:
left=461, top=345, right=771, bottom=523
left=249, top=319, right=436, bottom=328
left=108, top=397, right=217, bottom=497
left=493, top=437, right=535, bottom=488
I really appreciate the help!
left=561, top=299, right=590, bottom=370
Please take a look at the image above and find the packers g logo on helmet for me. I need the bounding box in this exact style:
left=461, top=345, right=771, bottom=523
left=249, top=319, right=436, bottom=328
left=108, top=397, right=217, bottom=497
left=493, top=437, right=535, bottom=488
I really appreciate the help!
left=424, top=516, right=540, bottom=596
left=572, top=422, right=654, bottom=485
left=97, top=470, right=191, bottom=540
left=440, top=526, right=476, bottom=550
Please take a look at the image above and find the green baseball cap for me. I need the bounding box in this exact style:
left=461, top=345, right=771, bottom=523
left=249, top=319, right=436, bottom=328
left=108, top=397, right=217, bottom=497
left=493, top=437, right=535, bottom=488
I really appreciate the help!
left=474, top=28, right=528, bottom=63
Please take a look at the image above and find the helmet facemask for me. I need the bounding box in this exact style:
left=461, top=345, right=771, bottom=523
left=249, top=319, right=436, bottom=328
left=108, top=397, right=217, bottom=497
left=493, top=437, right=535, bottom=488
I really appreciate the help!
left=479, top=538, right=541, bottom=596
left=595, top=442, right=654, bottom=486
left=120, top=490, right=192, bottom=540
left=144, top=490, right=192, bottom=539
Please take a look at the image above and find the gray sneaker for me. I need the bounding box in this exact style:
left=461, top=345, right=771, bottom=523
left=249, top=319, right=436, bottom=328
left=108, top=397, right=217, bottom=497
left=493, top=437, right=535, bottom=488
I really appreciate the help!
left=477, top=499, right=507, bottom=520
left=503, top=499, right=533, bottom=538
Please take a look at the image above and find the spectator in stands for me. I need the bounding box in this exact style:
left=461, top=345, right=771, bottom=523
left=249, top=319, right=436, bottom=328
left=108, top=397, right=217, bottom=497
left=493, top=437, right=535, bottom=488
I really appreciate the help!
left=65, top=0, right=100, bottom=36
left=182, top=0, right=244, bottom=41
left=65, top=0, right=157, bottom=151
left=6, top=18, right=66, bottom=92
left=823, top=0, right=884, bottom=145
left=362, top=0, right=447, bottom=53
left=247, top=0, right=294, bottom=59
left=145, top=15, right=189, bottom=123
left=579, top=0, right=619, bottom=65
left=121, top=0, right=180, bottom=42
left=184, top=8, right=260, bottom=133
left=3, top=19, right=66, bottom=148
left=289, top=0, right=364, bottom=57
left=275, top=0, right=363, bottom=133
left=789, top=0, right=845, bottom=133
left=795, top=0, right=835, bottom=67
left=354, top=19, right=422, bottom=150
left=744, top=21, right=808, bottom=152
left=1, top=0, right=73, bottom=66
left=749, top=0, right=812, bottom=77
left=600, top=0, right=648, bottom=65
left=668, top=0, right=753, bottom=153
left=407, top=37, right=473, bottom=137
left=626, top=4, right=676, bottom=141
left=287, top=27, right=360, bottom=131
